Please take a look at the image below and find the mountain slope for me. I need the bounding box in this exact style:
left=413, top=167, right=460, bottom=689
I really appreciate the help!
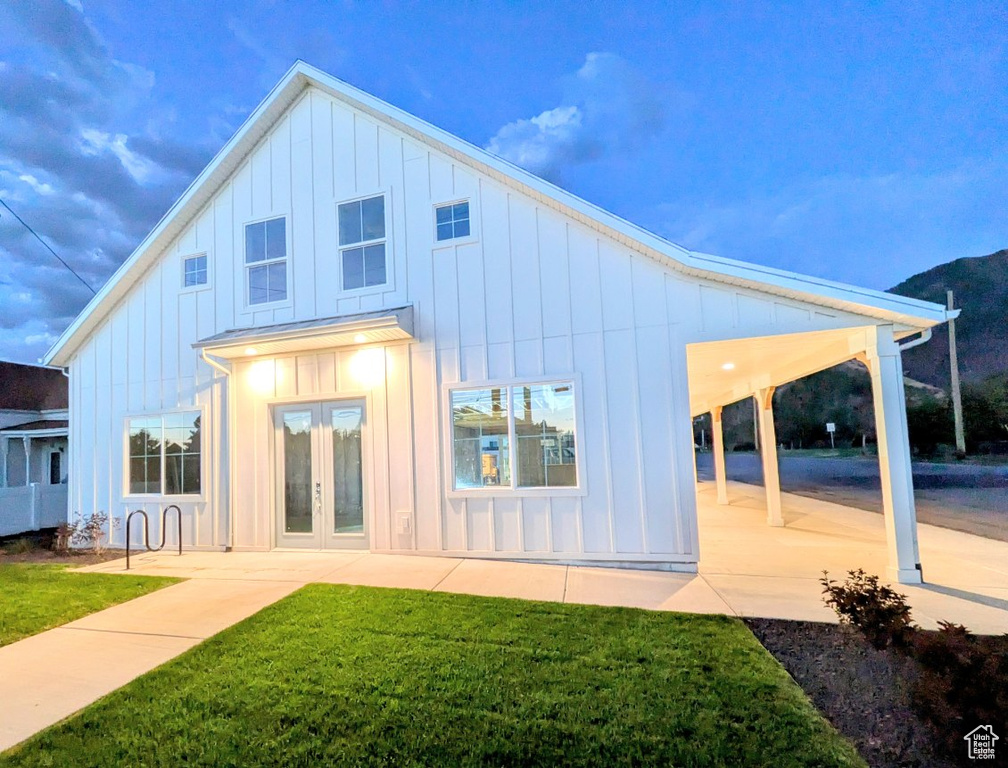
left=889, top=249, right=1008, bottom=387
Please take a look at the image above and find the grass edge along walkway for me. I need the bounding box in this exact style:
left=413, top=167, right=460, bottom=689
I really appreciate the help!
left=0, top=563, right=180, bottom=647
left=1, top=584, right=865, bottom=767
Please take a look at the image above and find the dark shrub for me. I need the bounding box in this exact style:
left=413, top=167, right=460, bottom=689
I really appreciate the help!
left=820, top=569, right=913, bottom=650
left=908, top=622, right=1008, bottom=757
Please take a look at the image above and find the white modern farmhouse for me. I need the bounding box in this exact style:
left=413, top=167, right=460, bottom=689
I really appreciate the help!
left=45, top=62, right=953, bottom=584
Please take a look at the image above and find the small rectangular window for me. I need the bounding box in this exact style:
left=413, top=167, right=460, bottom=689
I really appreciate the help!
left=450, top=381, right=578, bottom=491
left=435, top=201, right=471, bottom=242
left=127, top=412, right=202, bottom=496
left=338, top=195, right=387, bottom=290
left=183, top=254, right=208, bottom=287
left=245, top=217, right=287, bottom=304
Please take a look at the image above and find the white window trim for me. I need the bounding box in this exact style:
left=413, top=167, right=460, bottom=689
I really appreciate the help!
left=242, top=214, right=293, bottom=311
left=180, top=251, right=211, bottom=293
left=122, top=406, right=207, bottom=502
left=432, top=196, right=479, bottom=250
left=336, top=189, right=395, bottom=296
left=442, top=374, right=587, bottom=499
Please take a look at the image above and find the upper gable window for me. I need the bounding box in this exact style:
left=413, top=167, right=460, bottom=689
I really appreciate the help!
left=435, top=201, right=470, bottom=242
left=338, top=195, right=386, bottom=291
left=245, top=217, right=287, bottom=305
left=183, top=254, right=208, bottom=288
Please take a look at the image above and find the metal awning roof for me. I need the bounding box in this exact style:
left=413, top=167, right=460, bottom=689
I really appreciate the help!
left=193, top=305, right=414, bottom=360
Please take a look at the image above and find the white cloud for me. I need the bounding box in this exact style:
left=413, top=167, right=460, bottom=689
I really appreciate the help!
left=487, top=105, right=584, bottom=173
left=79, top=129, right=163, bottom=184
left=18, top=173, right=55, bottom=195
left=485, top=52, right=668, bottom=181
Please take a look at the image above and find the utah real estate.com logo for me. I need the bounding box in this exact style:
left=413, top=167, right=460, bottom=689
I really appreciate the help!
left=964, top=725, right=999, bottom=760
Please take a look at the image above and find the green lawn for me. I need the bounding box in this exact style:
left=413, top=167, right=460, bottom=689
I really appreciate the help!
left=1, top=584, right=864, bottom=767
left=0, top=563, right=179, bottom=647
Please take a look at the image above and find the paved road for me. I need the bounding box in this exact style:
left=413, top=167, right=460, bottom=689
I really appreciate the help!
left=695, top=452, right=1008, bottom=542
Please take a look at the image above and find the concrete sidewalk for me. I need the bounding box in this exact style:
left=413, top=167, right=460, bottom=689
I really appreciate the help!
left=0, top=579, right=298, bottom=753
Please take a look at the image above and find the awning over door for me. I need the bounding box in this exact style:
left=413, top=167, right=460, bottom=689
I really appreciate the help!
left=193, top=305, right=414, bottom=360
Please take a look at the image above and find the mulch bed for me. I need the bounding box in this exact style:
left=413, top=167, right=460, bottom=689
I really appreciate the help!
left=747, top=618, right=959, bottom=768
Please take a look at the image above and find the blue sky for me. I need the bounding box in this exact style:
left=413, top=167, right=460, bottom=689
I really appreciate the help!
left=0, top=1, right=1005, bottom=363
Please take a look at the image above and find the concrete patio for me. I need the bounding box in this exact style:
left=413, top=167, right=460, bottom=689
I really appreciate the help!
left=76, top=480, right=1008, bottom=632
left=2, top=482, right=1006, bottom=752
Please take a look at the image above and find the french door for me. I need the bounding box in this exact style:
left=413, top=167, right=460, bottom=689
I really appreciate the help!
left=273, top=400, right=368, bottom=549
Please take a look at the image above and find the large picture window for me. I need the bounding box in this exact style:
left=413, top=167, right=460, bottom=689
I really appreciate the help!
left=338, top=194, right=387, bottom=290
left=128, top=412, right=202, bottom=496
left=450, top=381, right=577, bottom=491
left=245, top=217, right=287, bottom=305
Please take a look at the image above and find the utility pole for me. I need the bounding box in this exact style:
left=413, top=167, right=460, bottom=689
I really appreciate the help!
left=947, top=290, right=966, bottom=456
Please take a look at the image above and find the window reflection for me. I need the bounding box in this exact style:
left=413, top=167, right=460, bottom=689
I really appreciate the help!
left=451, top=382, right=577, bottom=491
left=451, top=388, right=511, bottom=488
left=513, top=384, right=577, bottom=488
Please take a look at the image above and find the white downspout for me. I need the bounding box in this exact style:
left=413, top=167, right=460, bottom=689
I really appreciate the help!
left=201, top=350, right=235, bottom=550
left=897, top=327, right=932, bottom=351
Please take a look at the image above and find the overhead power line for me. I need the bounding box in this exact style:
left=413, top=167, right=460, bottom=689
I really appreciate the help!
left=0, top=197, right=97, bottom=296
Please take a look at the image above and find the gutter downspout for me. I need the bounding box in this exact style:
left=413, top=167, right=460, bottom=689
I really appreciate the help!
left=897, top=327, right=932, bottom=351
left=201, top=350, right=235, bottom=551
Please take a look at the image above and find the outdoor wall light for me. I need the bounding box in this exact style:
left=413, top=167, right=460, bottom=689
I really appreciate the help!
left=244, top=347, right=258, bottom=356
left=248, top=359, right=275, bottom=394
left=721, top=362, right=736, bottom=371
left=353, top=333, right=367, bottom=344
left=350, top=348, right=385, bottom=388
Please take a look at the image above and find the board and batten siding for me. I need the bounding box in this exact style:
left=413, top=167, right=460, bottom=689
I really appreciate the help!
left=65, top=84, right=879, bottom=563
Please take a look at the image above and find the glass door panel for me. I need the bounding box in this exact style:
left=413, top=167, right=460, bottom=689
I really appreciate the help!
left=330, top=406, right=364, bottom=534
left=282, top=410, right=314, bottom=534
left=274, top=405, right=321, bottom=548
left=322, top=400, right=368, bottom=549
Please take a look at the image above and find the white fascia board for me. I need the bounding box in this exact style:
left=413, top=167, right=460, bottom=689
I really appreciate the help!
left=680, top=252, right=951, bottom=325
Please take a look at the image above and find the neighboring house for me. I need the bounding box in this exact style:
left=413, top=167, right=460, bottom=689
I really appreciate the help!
left=44, top=62, right=952, bottom=583
left=0, top=361, right=68, bottom=536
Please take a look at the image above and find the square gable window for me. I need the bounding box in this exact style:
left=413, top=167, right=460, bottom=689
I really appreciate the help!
left=338, top=194, right=387, bottom=291
left=183, top=254, right=208, bottom=288
left=435, top=201, right=470, bottom=242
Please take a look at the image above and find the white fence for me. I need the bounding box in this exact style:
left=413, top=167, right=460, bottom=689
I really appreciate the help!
left=0, top=484, right=67, bottom=537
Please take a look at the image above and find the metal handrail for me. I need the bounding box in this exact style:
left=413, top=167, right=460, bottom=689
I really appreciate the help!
left=125, top=505, right=182, bottom=570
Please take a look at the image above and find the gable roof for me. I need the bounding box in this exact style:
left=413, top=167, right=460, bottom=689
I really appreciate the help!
left=44, top=61, right=952, bottom=367
left=0, top=361, right=68, bottom=411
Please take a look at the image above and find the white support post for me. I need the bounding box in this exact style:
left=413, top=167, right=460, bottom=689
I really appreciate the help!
left=756, top=388, right=784, bottom=526
left=22, top=436, right=31, bottom=487
left=866, top=325, right=923, bottom=584
left=711, top=406, right=729, bottom=505
left=0, top=437, right=7, bottom=488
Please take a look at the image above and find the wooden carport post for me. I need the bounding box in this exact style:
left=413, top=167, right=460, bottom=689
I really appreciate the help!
left=862, top=325, right=924, bottom=584
left=711, top=405, right=729, bottom=504
left=756, top=387, right=783, bottom=527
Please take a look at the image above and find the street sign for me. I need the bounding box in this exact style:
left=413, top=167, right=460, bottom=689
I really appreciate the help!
left=826, top=423, right=835, bottom=433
